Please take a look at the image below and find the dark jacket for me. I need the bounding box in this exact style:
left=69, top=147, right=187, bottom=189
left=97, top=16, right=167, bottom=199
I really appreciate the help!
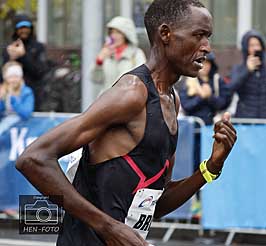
left=2, top=14, right=48, bottom=110
left=229, top=30, right=266, bottom=118
left=179, top=54, right=231, bottom=125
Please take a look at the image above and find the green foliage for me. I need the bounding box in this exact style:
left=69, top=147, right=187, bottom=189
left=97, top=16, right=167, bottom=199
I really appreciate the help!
left=0, top=0, right=37, bottom=19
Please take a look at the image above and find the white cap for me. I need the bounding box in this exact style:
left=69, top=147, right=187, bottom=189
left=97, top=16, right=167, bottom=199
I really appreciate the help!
left=3, top=64, right=23, bottom=79
left=107, top=16, right=138, bottom=46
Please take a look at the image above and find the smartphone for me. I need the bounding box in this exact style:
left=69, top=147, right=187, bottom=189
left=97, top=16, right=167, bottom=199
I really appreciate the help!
left=254, top=50, right=263, bottom=60
left=105, top=36, right=114, bottom=46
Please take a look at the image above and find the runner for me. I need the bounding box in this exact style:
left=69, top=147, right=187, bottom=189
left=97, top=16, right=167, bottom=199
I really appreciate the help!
left=16, top=1, right=237, bottom=245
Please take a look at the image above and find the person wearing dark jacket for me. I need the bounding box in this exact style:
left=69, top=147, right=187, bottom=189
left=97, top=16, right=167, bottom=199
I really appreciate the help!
left=179, top=52, right=231, bottom=125
left=229, top=30, right=266, bottom=118
left=179, top=52, right=231, bottom=179
left=2, top=14, right=48, bottom=111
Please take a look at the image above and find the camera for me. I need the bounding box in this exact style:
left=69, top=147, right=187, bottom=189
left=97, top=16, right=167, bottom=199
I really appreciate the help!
left=24, top=199, right=59, bottom=225
left=254, top=50, right=263, bottom=60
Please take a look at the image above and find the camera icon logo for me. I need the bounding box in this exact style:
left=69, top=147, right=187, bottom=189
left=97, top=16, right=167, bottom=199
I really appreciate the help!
left=19, top=195, right=63, bottom=234
left=24, top=199, right=59, bottom=225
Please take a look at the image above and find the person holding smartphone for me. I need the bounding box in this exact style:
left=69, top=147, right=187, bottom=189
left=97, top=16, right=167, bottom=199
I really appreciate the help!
left=229, top=29, right=266, bottom=118
left=91, top=16, right=146, bottom=96
left=2, top=14, right=48, bottom=111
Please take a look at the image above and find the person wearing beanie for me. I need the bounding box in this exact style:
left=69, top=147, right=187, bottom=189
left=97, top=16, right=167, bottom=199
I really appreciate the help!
left=2, top=14, right=48, bottom=111
left=0, top=61, right=34, bottom=120
left=91, top=16, right=146, bottom=95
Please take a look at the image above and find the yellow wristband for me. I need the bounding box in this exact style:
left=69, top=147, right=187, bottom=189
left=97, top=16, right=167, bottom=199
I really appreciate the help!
left=199, top=160, right=220, bottom=183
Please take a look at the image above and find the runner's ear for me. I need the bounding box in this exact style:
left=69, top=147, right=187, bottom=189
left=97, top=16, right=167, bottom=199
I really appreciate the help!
left=158, top=24, right=171, bottom=45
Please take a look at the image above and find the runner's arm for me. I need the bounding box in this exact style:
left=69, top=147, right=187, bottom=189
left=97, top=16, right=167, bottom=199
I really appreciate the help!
left=16, top=75, right=149, bottom=245
left=154, top=154, right=206, bottom=218
left=154, top=94, right=237, bottom=218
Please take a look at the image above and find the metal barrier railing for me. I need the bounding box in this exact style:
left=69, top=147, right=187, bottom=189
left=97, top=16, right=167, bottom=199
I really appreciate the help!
left=150, top=117, right=266, bottom=245
left=231, top=117, right=266, bottom=124
left=178, top=115, right=206, bottom=127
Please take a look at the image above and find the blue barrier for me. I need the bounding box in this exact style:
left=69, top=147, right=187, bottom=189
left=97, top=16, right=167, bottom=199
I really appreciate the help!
left=0, top=114, right=71, bottom=210
left=0, top=114, right=195, bottom=221
left=201, top=124, right=266, bottom=229
left=165, top=118, right=195, bottom=220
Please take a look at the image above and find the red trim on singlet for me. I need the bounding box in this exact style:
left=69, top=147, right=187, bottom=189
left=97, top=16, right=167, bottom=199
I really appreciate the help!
left=123, top=155, right=169, bottom=194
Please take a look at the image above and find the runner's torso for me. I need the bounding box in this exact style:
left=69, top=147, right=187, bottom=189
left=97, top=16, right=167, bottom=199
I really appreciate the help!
left=57, top=64, right=178, bottom=246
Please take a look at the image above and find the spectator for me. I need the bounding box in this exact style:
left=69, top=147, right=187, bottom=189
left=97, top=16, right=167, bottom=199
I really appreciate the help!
left=179, top=52, right=231, bottom=125
left=0, top=61, right=34, bottom=120
left=2, top=14, right=48, bottom=111
left=229, top=30, right=266, bottom=118
left=179, top=53, right=231, bottom=221
left=179, top=53, right=231, bottom=167
left=179, top=52, right=231, bottom=173
left=91, top=16, right=146, bottom=94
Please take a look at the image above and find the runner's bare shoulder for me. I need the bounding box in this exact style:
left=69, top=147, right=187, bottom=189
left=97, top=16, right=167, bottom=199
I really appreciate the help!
left=96, top=74, right=148, bottom=121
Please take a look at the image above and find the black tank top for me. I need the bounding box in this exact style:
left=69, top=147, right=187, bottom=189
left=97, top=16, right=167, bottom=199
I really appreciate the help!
left=57, top=64, right=178, bottom=246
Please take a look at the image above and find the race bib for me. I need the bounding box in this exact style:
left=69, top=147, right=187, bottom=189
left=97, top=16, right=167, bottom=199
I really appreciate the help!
left=125, top=188, right=163, bottom=239
left=65, top=148, right=82, bottom=183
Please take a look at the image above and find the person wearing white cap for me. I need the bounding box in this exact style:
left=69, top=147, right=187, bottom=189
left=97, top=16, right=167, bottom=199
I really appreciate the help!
left=0, top=61, right=34, bottom=120
left=91, top=16, right=146, bottom=94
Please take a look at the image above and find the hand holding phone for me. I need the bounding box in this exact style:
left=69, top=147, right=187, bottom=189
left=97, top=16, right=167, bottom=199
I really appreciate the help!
left=105, top=36, right=114, bottom=46
left=97, top=36, right=115, bottom=61
left=254, top=50, right=263, bottom=61
left=7, top=39, right=25, bottom=60
left=247, top=51, right=263, bottom=72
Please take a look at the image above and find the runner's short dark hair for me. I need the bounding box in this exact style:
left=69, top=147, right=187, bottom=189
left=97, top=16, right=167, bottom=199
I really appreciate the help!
left=144, top=0, right=205, bottom=45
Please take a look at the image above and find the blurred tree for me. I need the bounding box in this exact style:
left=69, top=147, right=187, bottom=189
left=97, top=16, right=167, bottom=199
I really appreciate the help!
left=0, top=0, right=37, bottom=19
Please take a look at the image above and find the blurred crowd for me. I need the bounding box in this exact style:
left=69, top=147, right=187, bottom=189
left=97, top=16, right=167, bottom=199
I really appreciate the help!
left=178, top=28, right=266, bottom=122
left=1, top=14, right=266, bottom=122
left=0, top=14, right=82, bottom=121
left=0, top=17, right=265, bottom=148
